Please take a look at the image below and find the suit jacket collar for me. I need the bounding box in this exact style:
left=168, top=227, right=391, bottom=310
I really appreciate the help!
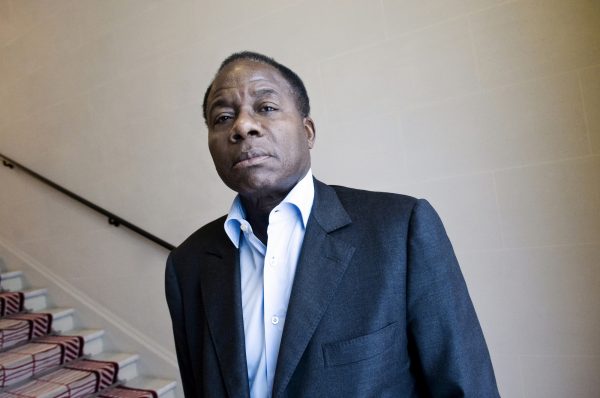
left=198, top=234, right=250, bottom=397
left=199, top=178, right=355, bottom=398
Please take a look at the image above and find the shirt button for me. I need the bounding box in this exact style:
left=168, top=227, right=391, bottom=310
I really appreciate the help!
left=271, top=316, right=279, bottom=325
left=270, top=256, right=276, bottom=266
left=240, top=224, right=248, bottom=232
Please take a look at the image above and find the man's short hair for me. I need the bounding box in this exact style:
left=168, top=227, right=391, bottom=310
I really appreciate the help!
left=202, top=51, right=311, bottom=124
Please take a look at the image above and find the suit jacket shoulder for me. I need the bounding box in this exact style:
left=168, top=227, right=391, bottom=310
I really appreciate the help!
left=329, top=183, right=418, bottom=221
left=316, top=182, right=423, bottom=250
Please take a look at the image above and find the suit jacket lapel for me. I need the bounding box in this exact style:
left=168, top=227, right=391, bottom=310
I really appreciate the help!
left=199, top=239, right=250, bottom=398
left=272, top=180, right=356, bottom=398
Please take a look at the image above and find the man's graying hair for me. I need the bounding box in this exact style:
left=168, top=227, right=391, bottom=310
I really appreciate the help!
left=202, top=51, right=311, bottom=125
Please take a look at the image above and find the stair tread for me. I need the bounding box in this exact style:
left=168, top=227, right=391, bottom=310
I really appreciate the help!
left=60, top=328, right=104, bottom=341
left=35, top=306, right=74, bottom=318
left=124, top=377, right=177, bottom=395
left=23, top=287, right=47, bottom=297
left=0, top=270, right=23, bottom=279
left=1, top=334, right=85, bottom=352
left=62, top=328, right=104, bottom=341
left=92, top=351, right=140, bottom=367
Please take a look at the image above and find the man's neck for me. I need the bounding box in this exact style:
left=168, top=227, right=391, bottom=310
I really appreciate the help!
left=240, top=195, right=278, bottom=245
left=239, top=169, right=311, bottom=245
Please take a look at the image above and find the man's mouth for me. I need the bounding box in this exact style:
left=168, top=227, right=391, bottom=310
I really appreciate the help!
left=233, top=150, right=271, bottom=169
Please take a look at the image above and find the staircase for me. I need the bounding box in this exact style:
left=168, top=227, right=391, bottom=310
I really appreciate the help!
left=0, top=268, right=177, bottom=398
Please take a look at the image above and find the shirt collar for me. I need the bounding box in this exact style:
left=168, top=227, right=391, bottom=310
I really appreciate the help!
left=224, top=169, right=314, bottom=248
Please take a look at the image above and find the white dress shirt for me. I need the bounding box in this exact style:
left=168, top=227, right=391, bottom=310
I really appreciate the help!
left=224, top=170, right=315, bottom=398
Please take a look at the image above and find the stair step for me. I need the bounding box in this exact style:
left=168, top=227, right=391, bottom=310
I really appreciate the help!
left=125, top=377, right=178, bottom=398
left=0, top=271, right=24, bottom=291
left=0, top=309, right=75, bottom=352
left=106, top=377, right=177, bottom=398
left=4, top=358, right=119, bottom=397
left=23, top=287, right=48, bottom=311
left=40, top=307, right=75, bottom=333
left=93, top=352, right=140, bottom=382
left=62, top=328, right=104, bottom=356
left=0, top=312, right=52, bottom=351
left=0, top=334, right=85, bottom=388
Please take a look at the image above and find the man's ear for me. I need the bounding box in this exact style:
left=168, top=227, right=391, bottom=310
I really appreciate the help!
left=304, top=117, right=316, bottom=149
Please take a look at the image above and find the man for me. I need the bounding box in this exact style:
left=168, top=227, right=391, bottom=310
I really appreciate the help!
left=165, top=51, right=499, bottom=397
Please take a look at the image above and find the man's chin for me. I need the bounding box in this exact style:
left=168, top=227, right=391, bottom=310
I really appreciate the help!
left=221, top=166, right=306, bottom=200
left=232, top=177, right=295, bottom=201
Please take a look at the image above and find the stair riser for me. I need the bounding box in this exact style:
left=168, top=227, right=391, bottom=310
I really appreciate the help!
left=1, top=274, right=24, bottom=291
left=83, top=335, right=104, bottom=356
left=51, top=313, right=74, bottom=333
left=160, top=389, right=177, bottom=398
left=118, top=361, right=138, bottom=382
left=24, top=294, right=47, bottom=312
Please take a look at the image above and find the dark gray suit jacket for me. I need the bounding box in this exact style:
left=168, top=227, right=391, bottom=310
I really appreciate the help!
left=165, top=179, right=499, bottom=397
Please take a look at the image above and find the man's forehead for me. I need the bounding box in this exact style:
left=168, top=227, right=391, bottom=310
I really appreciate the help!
left=211, top=60, right=289, bottom=93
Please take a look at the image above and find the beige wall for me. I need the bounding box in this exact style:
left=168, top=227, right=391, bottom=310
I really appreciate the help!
left=0, top=0, right=599, bottom=396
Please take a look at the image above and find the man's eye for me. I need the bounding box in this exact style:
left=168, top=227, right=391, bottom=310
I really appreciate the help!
left=214, top=115, right=232, bottom=125
left=260, top=105, right=277, bottom=112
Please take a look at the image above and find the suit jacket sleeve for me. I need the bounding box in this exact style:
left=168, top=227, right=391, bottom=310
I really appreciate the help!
left=406, top=199, right=499, bottom=397
left=165, top=252, right=200, bottom=398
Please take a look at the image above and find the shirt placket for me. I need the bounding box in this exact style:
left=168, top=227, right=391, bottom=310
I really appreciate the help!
left=263, top=209, right=287, bottom=394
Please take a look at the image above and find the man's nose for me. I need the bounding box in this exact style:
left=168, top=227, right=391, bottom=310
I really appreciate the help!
left=230, top=110, right=261, bottom=142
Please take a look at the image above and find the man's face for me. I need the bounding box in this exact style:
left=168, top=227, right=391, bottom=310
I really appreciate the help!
left=206, top=60, right=315, bottom=200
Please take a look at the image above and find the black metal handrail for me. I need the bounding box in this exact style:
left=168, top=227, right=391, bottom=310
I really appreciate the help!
left=0, top=152, right=175, bottom=251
